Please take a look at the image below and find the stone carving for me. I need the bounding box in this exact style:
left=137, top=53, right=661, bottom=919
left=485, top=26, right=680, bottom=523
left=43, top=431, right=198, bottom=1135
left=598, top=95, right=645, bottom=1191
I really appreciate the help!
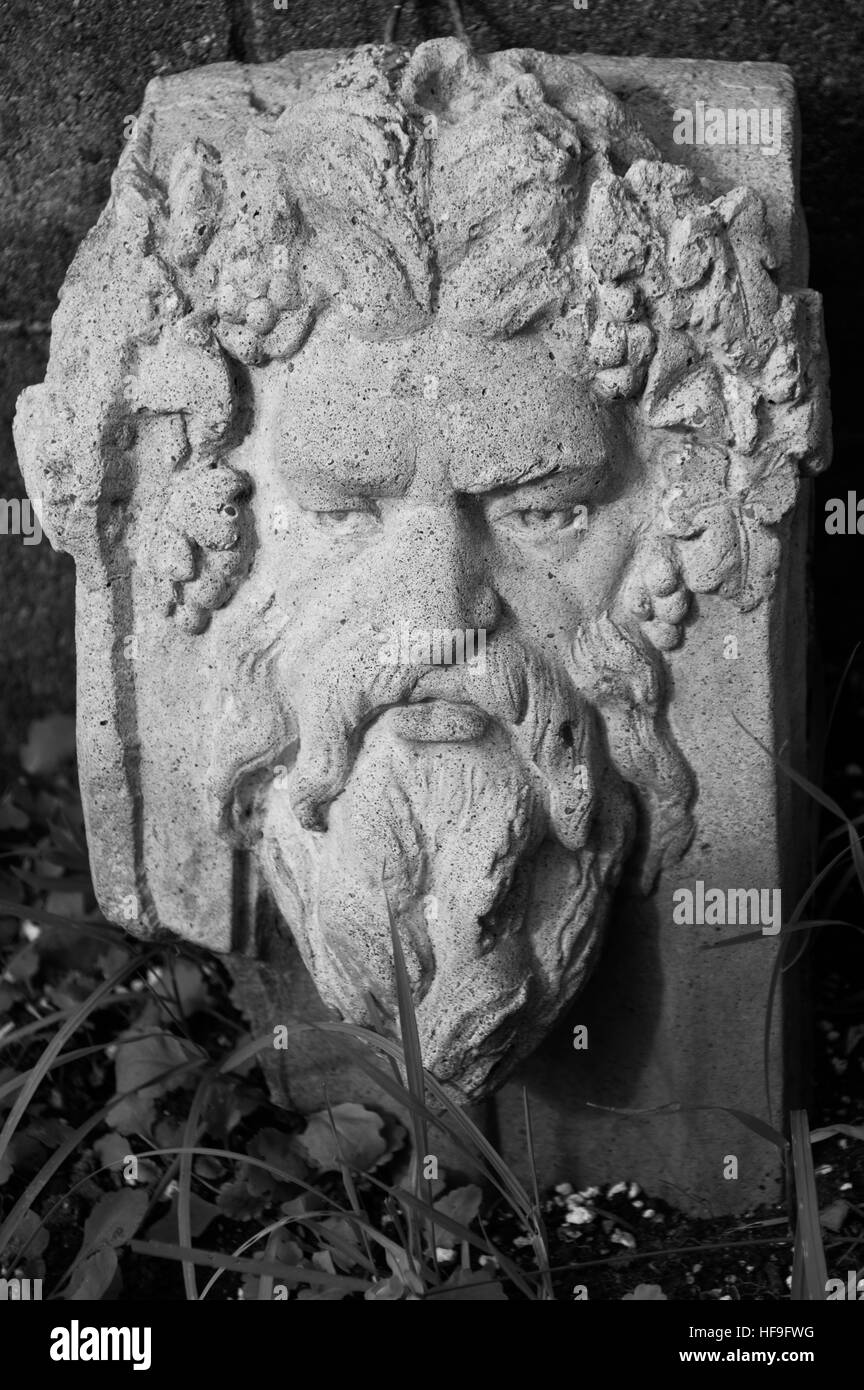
left=14, top=40, right=828, bottom=1105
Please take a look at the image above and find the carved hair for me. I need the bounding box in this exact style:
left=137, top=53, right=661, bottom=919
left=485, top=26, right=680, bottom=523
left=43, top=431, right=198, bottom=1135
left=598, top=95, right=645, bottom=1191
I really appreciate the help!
left=16, top=37, right=829, bottom=636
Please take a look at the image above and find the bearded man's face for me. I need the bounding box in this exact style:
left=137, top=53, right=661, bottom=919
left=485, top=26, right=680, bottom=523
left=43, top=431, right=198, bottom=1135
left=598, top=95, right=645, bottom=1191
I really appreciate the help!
left=246, top=320, right=644, bottom=1099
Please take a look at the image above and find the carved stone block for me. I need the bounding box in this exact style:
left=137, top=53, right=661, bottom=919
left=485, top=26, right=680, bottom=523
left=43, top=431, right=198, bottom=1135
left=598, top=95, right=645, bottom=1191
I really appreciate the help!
left=14, top=40, right=829, bottom=1211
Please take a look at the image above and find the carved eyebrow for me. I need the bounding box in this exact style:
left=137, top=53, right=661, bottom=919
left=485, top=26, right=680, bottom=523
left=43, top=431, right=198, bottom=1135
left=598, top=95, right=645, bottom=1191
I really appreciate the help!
left=500, top=458, right=565, bottom=486
left=452, top=448, right=602, bottom=494
left=281, top=448, right=416, bottom=498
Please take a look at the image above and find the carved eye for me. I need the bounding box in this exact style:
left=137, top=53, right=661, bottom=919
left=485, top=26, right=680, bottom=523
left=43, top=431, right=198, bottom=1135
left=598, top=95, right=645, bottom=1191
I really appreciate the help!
left=493, top=505, right=586, bottom=538
left=305, top=505, right=380, bottom=537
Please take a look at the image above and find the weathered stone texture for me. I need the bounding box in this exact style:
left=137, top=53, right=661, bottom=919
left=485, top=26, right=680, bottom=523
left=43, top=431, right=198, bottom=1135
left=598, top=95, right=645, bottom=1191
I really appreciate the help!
left=0, top=0, right=231, bottom=775
left=14, top=39, right=829, bottom=1210
left=0, top=0, right=860, bottom=780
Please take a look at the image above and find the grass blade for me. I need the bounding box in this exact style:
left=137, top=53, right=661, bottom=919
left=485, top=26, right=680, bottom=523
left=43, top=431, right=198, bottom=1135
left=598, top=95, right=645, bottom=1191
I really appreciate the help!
left=585, top=1100, right=785, bottom=1150
left=0, top=1060, right=201, bottom=1262
left=382, top=878, right=431, bottom=1266
left=0, top=949, right=158, bottom=1169
left=789, top=1109, right=828, bottom=1300
left=127, top=1238, right=371, bottom=1291
left=521, top=1086, right=553, bottom=1300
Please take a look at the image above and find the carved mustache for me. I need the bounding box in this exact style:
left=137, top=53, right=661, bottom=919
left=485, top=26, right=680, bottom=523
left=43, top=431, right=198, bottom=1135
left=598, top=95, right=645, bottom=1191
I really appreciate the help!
left=284, top=621, right=602, bottom=850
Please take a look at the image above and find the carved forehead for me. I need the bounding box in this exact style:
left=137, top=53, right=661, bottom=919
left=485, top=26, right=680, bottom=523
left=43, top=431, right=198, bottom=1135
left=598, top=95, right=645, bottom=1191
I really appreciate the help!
left=273, top=320, right=610, bottom=491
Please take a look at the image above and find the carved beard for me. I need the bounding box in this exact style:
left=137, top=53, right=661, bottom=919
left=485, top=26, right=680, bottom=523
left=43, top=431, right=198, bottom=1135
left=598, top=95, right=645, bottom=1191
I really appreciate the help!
left=255, top=627, right=637, bottom=1101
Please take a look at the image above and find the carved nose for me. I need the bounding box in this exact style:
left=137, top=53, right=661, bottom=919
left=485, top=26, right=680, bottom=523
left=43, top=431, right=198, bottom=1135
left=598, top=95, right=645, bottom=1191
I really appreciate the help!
left=376, top=502, right=500, bottom=636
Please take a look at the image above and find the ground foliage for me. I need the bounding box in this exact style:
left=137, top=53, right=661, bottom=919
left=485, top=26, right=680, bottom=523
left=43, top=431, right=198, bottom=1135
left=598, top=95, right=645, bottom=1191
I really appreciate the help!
left=0, top=711, right=862, bottom=1301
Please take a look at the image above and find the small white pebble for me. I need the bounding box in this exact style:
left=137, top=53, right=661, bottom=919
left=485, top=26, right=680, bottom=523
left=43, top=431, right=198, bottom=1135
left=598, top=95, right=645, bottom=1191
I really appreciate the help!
left=628, top=1182, right=640, bottom=1200
left=610, top=1229, right=636, bottom=1249
left=606, top=1181, right=627, bottom=1198
left=435, top=1247, right=456, bottom=1263
left=642, top=1209, right=655, bottom=1219
left=815, top=1164, right=833, bottom=1176
left=22, top=921, right=41, bottom=942
left=565, top=1204, right=594, bottom=1226
left=554, top=1182, right=574, bottom=1197
left=840, top=1182, right=852, bottom=1191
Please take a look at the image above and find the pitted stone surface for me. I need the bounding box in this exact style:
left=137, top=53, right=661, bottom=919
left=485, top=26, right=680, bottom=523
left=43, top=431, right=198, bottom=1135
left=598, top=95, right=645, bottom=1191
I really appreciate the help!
left=14, top=40, right=829, bottom=1204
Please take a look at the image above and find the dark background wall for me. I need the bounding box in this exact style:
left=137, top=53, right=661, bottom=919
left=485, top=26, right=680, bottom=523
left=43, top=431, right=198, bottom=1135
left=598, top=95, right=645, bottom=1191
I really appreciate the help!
left=1, top=0, right=861, bottom=778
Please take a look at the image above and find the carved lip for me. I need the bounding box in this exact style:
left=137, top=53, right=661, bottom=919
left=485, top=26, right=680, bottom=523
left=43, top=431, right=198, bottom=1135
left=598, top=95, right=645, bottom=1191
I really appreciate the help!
left=391, top=698, right=489, bottom=743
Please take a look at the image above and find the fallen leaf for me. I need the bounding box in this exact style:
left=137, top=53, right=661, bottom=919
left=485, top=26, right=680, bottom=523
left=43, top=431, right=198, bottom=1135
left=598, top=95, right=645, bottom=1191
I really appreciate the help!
left=25, top=1117, right=73, bottom=1150
left=20, top=715, right=76, bottom=775
left=145, top=1192, right=219, bottom=1243
left=4, top=944, right=39, bottom=983
left=819, top=1200, right=849, bottom=1232
left=80, top=1189, right=149, bottom=1256
left=97, top=944, right=133, bottom=979
left=432, top=1184, right=483, bottom=1249
left=149, top=959, right=211, bottom=1019
left=203, top=1077, right=259, bottom=1141
left=3, top=1209, right=49, bottom=1264
left=65, top=1247, right=118, bottom=1301
left=43, top=889, right=86, bottom=921
left=383, top=1246, right=425, bottom=1297
left=93, top=1133, right=135, bottom=1173
left=296, top=1103, right=390, bottom=1174
left=293, top=1248, right=353, bottom=1301
left=319, top=1216, right=364, bottom=1271
left=217, top=1178, right=267, bottom=1222
left=153, top=1116, right=187, bottom=1151
left=246, top=1127, right=307, bottom=1188
left=242, top=1235, right=304, bottom=1300
left=108, top=1032, right=203, bottom=1134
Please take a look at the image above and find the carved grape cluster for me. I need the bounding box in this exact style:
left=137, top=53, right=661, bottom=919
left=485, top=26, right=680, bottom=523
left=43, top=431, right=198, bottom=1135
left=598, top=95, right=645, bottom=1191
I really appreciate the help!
left=163, top=139, right=315, bottom=366
left=152, top=464, right=252, bottom=633
left=41, top=38, right=825, bottom=645
left=553, top=159, right=827, bottom=619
